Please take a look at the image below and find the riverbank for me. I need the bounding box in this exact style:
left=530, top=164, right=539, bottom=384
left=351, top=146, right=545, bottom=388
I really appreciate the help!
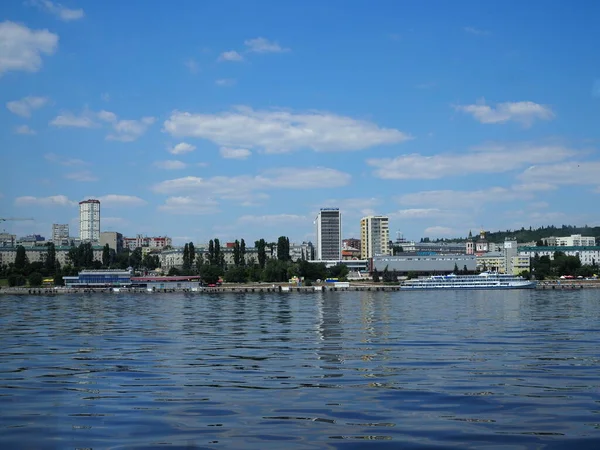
left=1, top=280, right=599, bottom=295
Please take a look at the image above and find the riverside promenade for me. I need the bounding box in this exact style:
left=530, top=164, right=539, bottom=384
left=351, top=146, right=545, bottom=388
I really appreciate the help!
left=1, top=280, right=599, bottom=295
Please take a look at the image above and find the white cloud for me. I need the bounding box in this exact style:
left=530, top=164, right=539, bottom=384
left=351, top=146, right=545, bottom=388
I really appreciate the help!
left=168, top=142, right=196, bottom=155
left=220, top=147, right=251, bottom=159
left=97, top=110, right=117, bottom=123
left=157, top=196, right=219, bottom=215
left=244, top=37, right=289, bottom=53
left=15, top=195, right=75, bottom=207
left=215, top=78, right=236, bottom=87
left=464, top=26, right=490, bottom=36
left=6, top=96, right=48, bottom=117
left=218, top=50, right=243, bottom=62
left=65, top=170, right=98, bottom=182
left=15, top=125, right=36, bottom=135
left=44, top=152, right=87, bottom=166
left=50, top=109, right=154, bottom=141
left=518, top=161, right=600, bottom=186
left=368, top=143, right=576, bottom=180
left=185, top=58, right=199, bottom=74
left=29, top=0, right=84, bottom=21
left=164, top=106, right=410, bottom=153
left=152, top=167, right=351, bottom=204
left=388, top=208, right=447, bottom=220
left=50, top=110, right=97, bottom=128
left=0, top=21, right=58, bottom=76
left=398, top=187, right=524, bottom=208
left=96, top=194, right=147, bottom=207
left=512, top=182, right=557, bottom=192
left=102, top=217, right=129, bottom=227
left=107, top=116, right=155, bottom=142
left=238, top=214, right=306, bottom=225
left=455, top=99, right=555, bottom=126
left=154, top=160, right=187, bottom=170
left=424, top=226, right=455, bottom=236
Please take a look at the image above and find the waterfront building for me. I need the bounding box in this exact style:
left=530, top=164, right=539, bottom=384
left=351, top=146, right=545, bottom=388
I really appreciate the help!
left=289, top=241, right=314, bottom=261
left=0, top=245, right=104, bottom=268
left=0, top=232, right=16, bottom=248
left=15, top=234, right=46, bottom=248
left=519, top=246, right=600, bottom=266
left=63, top=270, right=132, bottom=288
left=475, top=230, right=489, bottom=255
left=316, top=208, right=342, bottom=261
left=371, top=254, right=477, bottom=274
left=52, top=224, right=70, bottom=246
left=79, top=199, right=101, bottom=242
left=414, top=241, right=467, bottom=254
left=100, top=231, right=124, bottom=253
left=360, top=215, right=390, bottom=259
left=342, top=238, right=361, bottom=253
left=544, top=234, right=596, bottom=247
left=123, top=235, right=172, bottom=251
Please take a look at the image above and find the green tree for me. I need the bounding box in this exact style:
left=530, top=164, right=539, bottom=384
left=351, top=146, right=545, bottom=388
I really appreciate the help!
left=45, top=242, right=57, bottom=274
left=208, top=240, right=215, bottom=265
left=255, top=239, right=267, bottom=269
left=102, top=244, right=110, bottom=267
left=199, top=264, right=221, bottom=284
left=233, top=239, right=241, bottom=266
left=262, top=259, right=289, bottom=282
left=168, top=267, right=181, bottom=276
left=182, top=243, right=190, bottom=273
left=53, top=270, right=64, bottom=286
left=453, top=263, right=459, bottom=274
left=225, top=265, right=247, bottom=283
left=188, top=242, right=195, bottom=271
left=8, top=274, right=27, bottom=287
left=277, top=236, right=290, bottom=261
left=142, top=253, right=160, bottom=270
left=328, top=263, right=349, bottom=280
left=214, top=238, right=224, bottom=269
left=240, top=238, right=246, bottom=266
left=372, top=270, right=380, bottom=282
left=14, top=245, right=29, bottom=272
left=28, top=272, right=43, bottom=287
left=130, top=247, right=143, bottom=269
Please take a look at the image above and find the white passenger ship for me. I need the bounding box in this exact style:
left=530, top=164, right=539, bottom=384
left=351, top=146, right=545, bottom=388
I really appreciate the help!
left=401, top=272, right=537, bottom=290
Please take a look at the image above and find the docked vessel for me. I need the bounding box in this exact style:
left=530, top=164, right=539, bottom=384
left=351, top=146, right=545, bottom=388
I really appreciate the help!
left=401, top=272, right=537, bottom=290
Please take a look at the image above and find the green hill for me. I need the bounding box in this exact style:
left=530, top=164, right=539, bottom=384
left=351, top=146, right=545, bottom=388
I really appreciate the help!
left=427, top=225, right=600, bottom=244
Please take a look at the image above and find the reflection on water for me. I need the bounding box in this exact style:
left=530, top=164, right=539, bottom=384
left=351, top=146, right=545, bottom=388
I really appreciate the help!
left=1, top=290, right=600, bottom=449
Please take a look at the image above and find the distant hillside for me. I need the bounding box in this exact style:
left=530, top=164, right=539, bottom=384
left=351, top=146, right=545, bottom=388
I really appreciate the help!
left=427, top=225, right=600, bottom=244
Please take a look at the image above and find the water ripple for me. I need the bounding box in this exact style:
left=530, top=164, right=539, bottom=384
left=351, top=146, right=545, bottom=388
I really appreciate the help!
left=1, top=290, right=600, bottom=448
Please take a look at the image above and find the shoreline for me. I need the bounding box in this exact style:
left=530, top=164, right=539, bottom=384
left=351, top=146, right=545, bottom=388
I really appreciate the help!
left=1, top=280, right=598, bottom=295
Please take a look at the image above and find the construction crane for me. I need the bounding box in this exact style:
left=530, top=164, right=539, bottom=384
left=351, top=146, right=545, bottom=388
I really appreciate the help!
left=0, top=218, right=34, bottom=222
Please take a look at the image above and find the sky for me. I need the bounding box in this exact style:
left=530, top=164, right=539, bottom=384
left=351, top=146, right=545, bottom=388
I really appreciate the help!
left=1, top=0, right=600, bottom=246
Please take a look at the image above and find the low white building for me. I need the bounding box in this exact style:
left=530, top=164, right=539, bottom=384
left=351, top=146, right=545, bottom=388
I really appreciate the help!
left=0, top=246, right=103, bottom=268
left=519, top=246, right=600, bottom=266
left=544, top=234, right=596, bottom=247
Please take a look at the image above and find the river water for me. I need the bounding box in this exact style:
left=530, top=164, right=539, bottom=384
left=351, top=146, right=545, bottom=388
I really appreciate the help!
left=1, top=290, right=599, bottom=449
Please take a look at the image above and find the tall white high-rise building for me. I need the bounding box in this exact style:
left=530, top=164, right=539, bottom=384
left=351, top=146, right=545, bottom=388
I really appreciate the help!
left=315, top=208, right=341, bottom=260
left=79, top=199, right=100, bottom=242
left=360, top=215, right=390, bottom=259
left=52, top=224, right=70, bottom=245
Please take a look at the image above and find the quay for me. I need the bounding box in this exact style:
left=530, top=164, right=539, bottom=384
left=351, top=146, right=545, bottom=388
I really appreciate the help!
left=1, top=281, right=599, bottom=295
left=0, top=284, right=403, bottom=296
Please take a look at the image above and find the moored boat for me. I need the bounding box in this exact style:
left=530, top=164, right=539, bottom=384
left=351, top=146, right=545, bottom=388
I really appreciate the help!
left=401, top=272, right=537, bottom=290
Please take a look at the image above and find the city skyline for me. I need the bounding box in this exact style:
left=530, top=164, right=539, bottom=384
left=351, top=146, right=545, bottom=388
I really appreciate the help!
left=2, top=1, right=600, bottom=245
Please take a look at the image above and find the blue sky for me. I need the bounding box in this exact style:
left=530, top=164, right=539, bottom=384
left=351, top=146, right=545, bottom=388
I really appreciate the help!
left=1, top=0, right=600, bottom=246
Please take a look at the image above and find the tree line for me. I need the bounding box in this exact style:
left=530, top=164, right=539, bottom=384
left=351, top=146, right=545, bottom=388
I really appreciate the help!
left=169, top=236, right=345, bottom=285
